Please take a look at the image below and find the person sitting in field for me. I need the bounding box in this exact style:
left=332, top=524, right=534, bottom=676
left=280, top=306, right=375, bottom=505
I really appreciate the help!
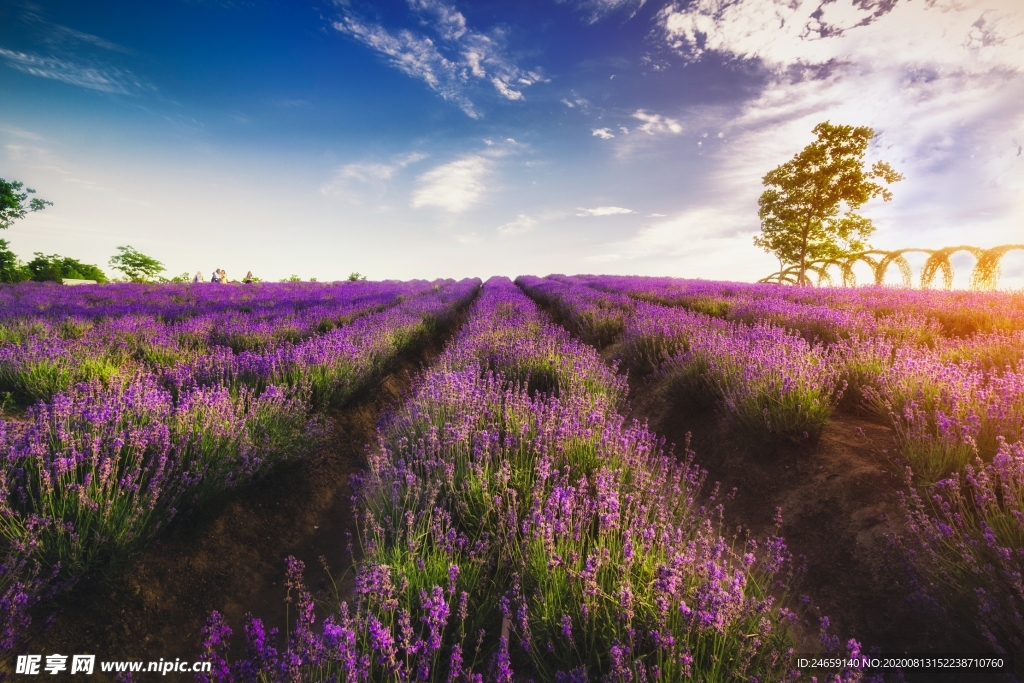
left=219, top=269, right=228, bottom=283
left=193, top=270, right=204, bottom=283
left=210, top=270, right=220, bottom=283
left=244, top=271, right=254, bottom=284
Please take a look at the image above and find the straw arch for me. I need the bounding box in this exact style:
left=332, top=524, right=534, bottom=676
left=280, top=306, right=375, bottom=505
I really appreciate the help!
left=970, top=244, right=1024, bottom=290
left=872, top=248, right=932, bottom=286
left=920, top=246, right=986, bottom=289
left=758, top=243, right=1024, bottom=290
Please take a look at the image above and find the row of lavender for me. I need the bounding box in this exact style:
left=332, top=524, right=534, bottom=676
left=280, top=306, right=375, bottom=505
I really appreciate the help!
left=197, top=277, right=869, bottom=682
left=0, top=279, right=431, bottom=321
left=517, top=275, right=1024, bottom=665
left=0, top=280, right=445, bottom=407
left=574, top=274, right=1024, bottom=341
left=517, top=276, right=845, bottom=444
left=0, top=278, right=480, bottom=660
left=523, top=276, right=1024, bottom=475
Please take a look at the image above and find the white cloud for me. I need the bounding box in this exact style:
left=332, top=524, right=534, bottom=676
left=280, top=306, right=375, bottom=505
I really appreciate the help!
left=332, top=0, right=544, bottom=117
left=576, top=206, right=634, bottom=216
left=497, top=213, right=537, bottom=236
left=332, top=15, right=479, bottom=117
left=652, top=0, right=1024, bottom=253
left=465, top=50, right=486, bottom=78
left=590, top=208, right=774, bottom=279
left=592, top=128, right=615, bottom=139
left=561, top=95, right=590, bottom=109
left=408, top=0, right=468, bottom=40
left=320, top=152, right=427, bottom=203
left=46, top=25, right=134, bottom=55
left=411, top=155, right=492, bottom=212
left=0, top=126, right=44, bottom=141
left=658, top=0, right=1024, bottom=73
left=561, top=0, right=647, bottom=24
left=0, top=48, right=150, bottom=95
left=632, top=110, right=683, bottom=134
left=4, top=142, right=107, bottom=191
left=491, top=77, right=523, bottom=100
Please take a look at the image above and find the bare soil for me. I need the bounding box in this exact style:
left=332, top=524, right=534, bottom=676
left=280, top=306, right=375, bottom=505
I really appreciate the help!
left=30, top=328, right=456, bottom=681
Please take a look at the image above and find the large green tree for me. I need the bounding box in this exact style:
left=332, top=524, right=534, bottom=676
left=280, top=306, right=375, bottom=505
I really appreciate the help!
left=109, top=245, right=165, bottom=282
left=754, top=122, right=904, bottom=285
left=1, top=178, right=52, bottom=230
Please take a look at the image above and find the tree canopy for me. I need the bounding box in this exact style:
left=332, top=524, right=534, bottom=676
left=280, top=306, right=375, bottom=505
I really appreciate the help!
left=26, top=253, right=108, bottom=283
left=0, top=239, right=32, bottom=283
left=0, top=178, right=52, bottom=230
left=109, top=245, right=165, bottom=282
left=753, top=121, right=903, bottom=285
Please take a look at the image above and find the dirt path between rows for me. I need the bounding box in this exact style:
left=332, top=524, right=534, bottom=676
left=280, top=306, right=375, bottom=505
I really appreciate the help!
left=31, top=326, right=458, bottom=680
left=626, top=376, right=1001, bottom=681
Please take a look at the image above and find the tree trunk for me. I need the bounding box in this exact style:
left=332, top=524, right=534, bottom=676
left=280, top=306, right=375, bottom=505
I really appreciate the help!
left=798, top=195, right=818, bottom=286
left=798, top=222, right=810, bottom=286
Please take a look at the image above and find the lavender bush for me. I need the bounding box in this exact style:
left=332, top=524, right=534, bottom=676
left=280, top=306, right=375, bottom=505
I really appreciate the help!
left=902, top=438, right=1024, bottom=663
left=0, top=280, right=441, bottom=407
left=861, top=349, right=1024, bottom=481
left=572, top=274, right=1024, bottom=339
left=517, top=277, right=843, bottom=442
left=0, top=278, right=479, bottom=660
left=0, top=375, right=315, bottom=577
left=545, top=274, right=1024, bottom=664
left=203, top=278, right=807, bottom=682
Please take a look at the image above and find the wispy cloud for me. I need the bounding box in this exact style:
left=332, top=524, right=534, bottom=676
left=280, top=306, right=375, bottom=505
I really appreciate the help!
left=496, top=213, right=537, bottom=236
left=0, top=125, right=44, bottom=141
left=411, top=154, right=493, bottom=212
left=332, top=0, right=545, bottom=117
left=44, top=25, right=135, bottom=55
left=491, top=77, right=523, bottom=101
left=658, top=0, right=1024, bottom=73
left=408, top=0, right=469, bottom=40
left=1, top=10, right=150, bottom=95
left=559, top=0, right=647, bottom=24
left=592, top=128, right=615, bottom=139
left=456, top=231, right=482, bottom=244
left=321, top=152, right=428, bottom=203
left=653, top=0, right=1024, bottom=248
left=3, top=142, right=108, bottom=192
left=576, top=206, right=634, bottom=216
left=561, top=96, right=590, bottom=109
left=0, top=48, right=151, bottom=95
left=590, top=207, right=772, bottom=278
left=632, top=110, right=683, bottom=134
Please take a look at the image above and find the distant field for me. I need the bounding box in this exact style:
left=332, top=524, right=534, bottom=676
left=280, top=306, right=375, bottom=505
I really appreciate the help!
left=1, top=277, right=1021, bottom=681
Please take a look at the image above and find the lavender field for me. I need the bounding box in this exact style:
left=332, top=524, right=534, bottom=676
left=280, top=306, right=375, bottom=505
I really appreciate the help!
left=1, top=276, right=1022, bottom=681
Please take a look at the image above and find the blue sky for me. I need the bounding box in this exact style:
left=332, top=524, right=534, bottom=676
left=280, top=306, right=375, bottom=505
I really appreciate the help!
left=1, top=0, right=1022, bottom=285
